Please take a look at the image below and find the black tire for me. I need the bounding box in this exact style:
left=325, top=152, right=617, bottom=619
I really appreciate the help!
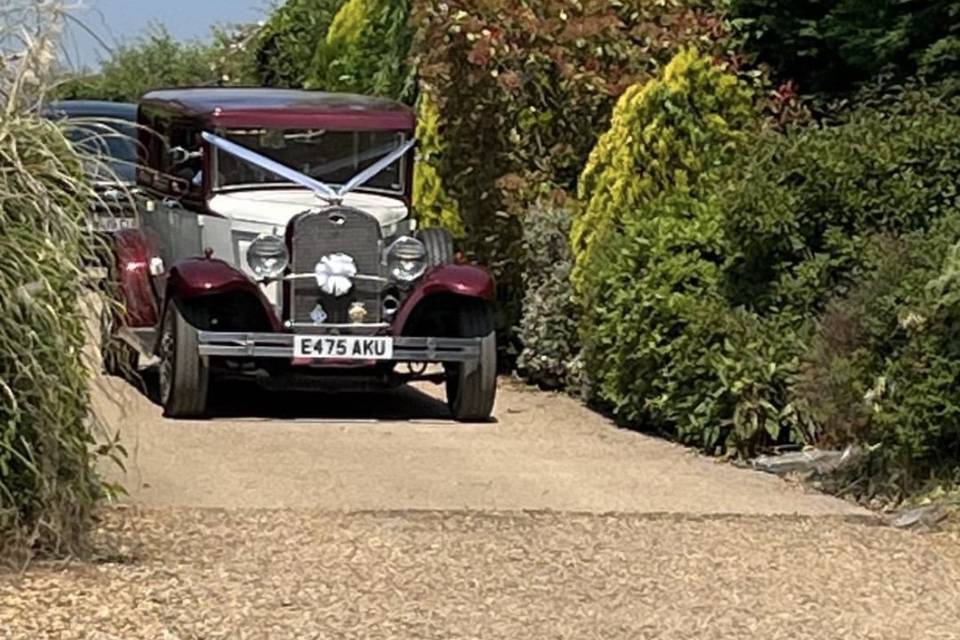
left=419, top=227, right=455, bottom=267
left=158, top=302, right=209, bottom=418
left=445, top=300, right=497, bottom=422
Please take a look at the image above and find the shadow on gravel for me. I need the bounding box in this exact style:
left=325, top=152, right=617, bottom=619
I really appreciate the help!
left=120, top=366, right=455, bottom=422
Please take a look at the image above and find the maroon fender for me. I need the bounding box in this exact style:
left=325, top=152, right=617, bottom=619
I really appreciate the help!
left=110, top=229, right=158, bottom=328
left=167, top=258, right=282, bottom=331
left=393, top=264, right=496, bottom=334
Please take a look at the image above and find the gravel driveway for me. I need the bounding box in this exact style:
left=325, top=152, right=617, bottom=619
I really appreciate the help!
left=3, top=374, right=959, bottom=638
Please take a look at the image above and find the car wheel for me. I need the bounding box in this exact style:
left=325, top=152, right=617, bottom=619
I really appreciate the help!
left=419, top=227, right=455, bottom=267
left=158, top=302, right=209, bottom=418
left=445, top=300, right=496, bottom=422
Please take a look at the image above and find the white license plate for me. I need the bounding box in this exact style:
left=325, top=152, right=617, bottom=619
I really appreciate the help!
left=294, top=335, right=394, bottom=360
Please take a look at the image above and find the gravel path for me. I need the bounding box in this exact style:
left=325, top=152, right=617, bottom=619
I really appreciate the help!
left=6, top=373, right=955, bottom=638
left=91, top=374, right=865, bottom=516
left=2, top=508, right=959, bottom=639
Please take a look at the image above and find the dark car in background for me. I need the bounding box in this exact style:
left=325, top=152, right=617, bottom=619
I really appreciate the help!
left=43, top=100, right=139, bottom=232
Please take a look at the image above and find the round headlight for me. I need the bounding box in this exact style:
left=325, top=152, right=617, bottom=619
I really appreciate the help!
left=247, top=234, right=289, bottom=279
left=387, top=236, right=427, bottom=282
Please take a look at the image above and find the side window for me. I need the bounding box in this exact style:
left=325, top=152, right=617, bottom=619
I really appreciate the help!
left=137, top=109, right=166, bottom=190
left=167, top=122, right=204, bottom=199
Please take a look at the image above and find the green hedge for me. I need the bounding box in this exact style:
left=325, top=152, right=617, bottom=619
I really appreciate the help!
left=576, top=49, right=960, bottom=473
left=57, top=25, right=257, bottom=102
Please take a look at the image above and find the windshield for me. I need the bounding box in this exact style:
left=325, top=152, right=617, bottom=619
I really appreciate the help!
left=64, top=120, right=138, bottom=183
left=214, top=128, right=407, bottom=194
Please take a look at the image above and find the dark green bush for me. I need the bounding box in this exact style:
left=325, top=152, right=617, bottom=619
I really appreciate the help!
left=517, top=201, right=580, bottom=390
left=719, top=88, right=960, bottom=472
left=577, top=60, right=960, bottom=467
left=720, top=89, right=960, bottom=318
left=255, top=0, right=345, bottom=87
left=730, top=0, right=960, bottom=97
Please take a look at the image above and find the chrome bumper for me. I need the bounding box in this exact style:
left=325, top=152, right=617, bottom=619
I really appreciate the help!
left=196, top=331, right=482, bottom=363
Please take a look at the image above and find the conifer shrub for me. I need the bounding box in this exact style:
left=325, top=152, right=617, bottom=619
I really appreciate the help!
left=575, top=49, right=775, bottom=454
left=307, top=0, right=414, bottom=101
left=412, top=93, right=466, bottom=237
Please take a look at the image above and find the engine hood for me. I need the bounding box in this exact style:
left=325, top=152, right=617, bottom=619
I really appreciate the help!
left=208, top=189, right=409, bottom=231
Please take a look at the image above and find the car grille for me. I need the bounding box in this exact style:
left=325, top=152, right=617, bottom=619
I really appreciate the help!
left=289, top=206, right=384, bottom=327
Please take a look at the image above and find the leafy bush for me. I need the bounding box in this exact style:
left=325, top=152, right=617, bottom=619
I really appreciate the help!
left=517, top=202, right=580, bottom=389
left=730, top=0, right=960, bottom=97
left=794, top=214, right=960, bottom=499
left=721, top=87, right=960, bottom=472
left=576, top=58, right=960, bottom=464
left=307, top=0, right=414, bottom=100
left=57, top=24, right=258, bottom=102
left=255, top=0, right=344, bottom=87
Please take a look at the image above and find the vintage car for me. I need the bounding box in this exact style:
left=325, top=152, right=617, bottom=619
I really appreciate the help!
left=105, top=88, right=496, bottom=421
left=43, top=100, right=139, bottom=232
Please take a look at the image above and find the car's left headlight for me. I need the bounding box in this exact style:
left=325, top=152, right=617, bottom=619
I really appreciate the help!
left=247, top=234, right=289, bottom=279
left=386, top=236, right=427, bottom=282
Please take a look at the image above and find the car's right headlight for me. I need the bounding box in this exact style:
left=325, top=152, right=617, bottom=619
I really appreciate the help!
left=386, top=236, right=427, bottom=282
left=247, top=234, right=289, bottom=279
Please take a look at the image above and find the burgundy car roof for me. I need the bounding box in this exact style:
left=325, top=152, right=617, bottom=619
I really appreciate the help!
left=139, top=88, right=415, bottom=131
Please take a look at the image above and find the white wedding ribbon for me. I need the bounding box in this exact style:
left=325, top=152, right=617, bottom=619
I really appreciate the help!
left=314, top=253, right=357, bottom=297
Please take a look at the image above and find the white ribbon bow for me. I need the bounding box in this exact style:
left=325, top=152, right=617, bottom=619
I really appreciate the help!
left=314, top=253, right=357, bottom=297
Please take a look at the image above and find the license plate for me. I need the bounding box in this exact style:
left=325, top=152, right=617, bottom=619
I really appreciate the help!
left=294, top=335, right=394, bottom=360
left=90, top=216, right=136, bottom=232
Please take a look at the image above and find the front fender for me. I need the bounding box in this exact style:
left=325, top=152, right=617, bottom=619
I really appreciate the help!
left=167, top=258, right=282, bottom=331
left=393, top=264, right=495, bottom=334
left=110, top=229, right=158, bottom=328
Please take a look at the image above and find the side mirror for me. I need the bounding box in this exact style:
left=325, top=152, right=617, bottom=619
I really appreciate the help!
left=168, top=146, right=191, bottom=165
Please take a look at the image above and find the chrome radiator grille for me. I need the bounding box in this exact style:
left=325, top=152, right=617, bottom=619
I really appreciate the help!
left=289, top=207, right=384, bottom=326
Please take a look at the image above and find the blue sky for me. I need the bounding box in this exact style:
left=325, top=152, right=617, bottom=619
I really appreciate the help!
left=64, top=0, right=268, bottom=69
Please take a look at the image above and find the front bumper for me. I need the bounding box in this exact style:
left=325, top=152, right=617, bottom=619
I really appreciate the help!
left=197, top=331, right=481, bottom=363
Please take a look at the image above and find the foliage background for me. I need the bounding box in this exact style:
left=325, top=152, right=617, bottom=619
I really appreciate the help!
left=56, top=24, right=259, bottom=102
